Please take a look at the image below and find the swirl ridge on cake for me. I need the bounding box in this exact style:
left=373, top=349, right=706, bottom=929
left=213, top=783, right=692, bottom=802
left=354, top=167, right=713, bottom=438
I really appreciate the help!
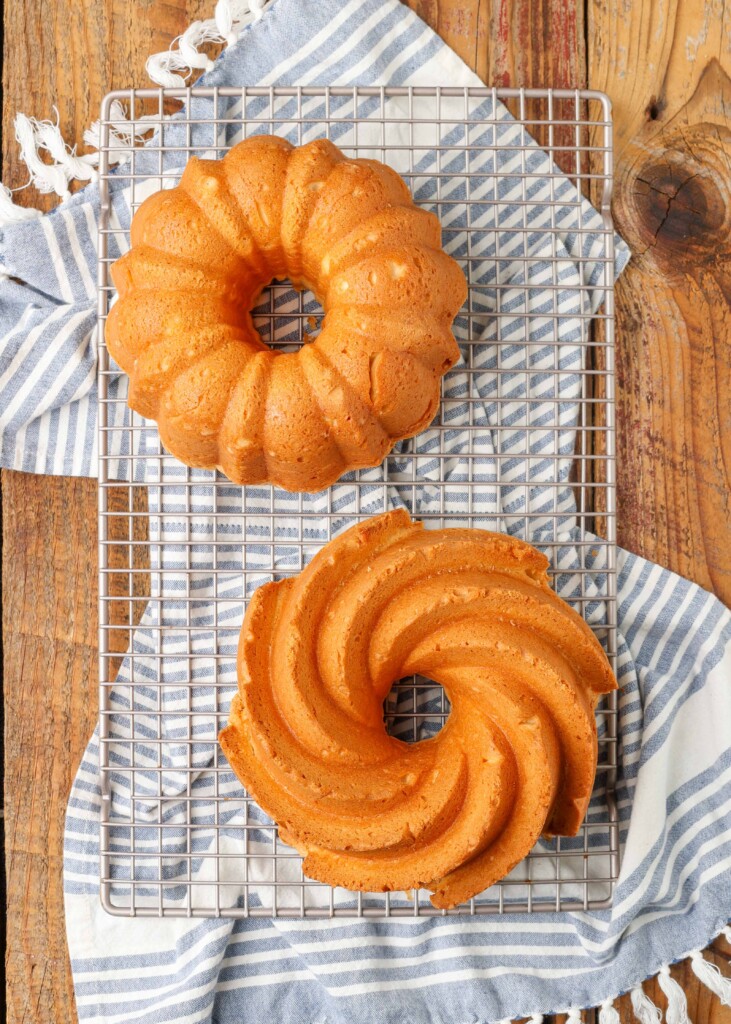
left=220, top=509, right=617, bottom=909
left=106, top=136, right=467, bottom=492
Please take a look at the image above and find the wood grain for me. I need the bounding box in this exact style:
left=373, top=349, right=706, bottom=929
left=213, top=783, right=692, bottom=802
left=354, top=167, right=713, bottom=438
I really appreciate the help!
left=2, top=4, right=216, bottom=1021
left=589, top=0, right=731, bottom=602
left=588, top=0, right=731, bottom=1016
left=3, top=474, right=98, bottom=1022
left=405, top=0, right=586, bottom=93
left=3, top=1, right=730, bottom=1022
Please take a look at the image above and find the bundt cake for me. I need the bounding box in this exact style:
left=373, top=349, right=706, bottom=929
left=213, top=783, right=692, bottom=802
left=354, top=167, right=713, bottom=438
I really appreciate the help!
left=219, top=509, right=617, bottom=909
left=106, top=135, right=467, bottom=491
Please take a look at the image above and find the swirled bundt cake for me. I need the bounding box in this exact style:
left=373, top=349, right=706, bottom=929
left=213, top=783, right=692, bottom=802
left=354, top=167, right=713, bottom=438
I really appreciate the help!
left=106, top=136, right=467, bottom=491
left=219, top=509, right=617, bottom=909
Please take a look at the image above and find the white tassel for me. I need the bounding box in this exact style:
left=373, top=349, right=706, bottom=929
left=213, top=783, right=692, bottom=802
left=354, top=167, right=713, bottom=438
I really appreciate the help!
left=215, top=0, right=238, bottom=45
left=146, top=0, right=271, bottom=86
left=689, top=950, right=731, bottom=1006
left=599, top=997, right=621, bottom=1024
left=529, top=1016, right=543, bottom=1024
left=15, top=113, right=72, bottom=199
left=723, top=926, right=731, bottom=946
left=566, top=1009, right=581, bottom=1024
left=13, top=108, right=105, bottom=203
left=215, top=0, right=266, bottom=41
left=0, top=183, right=43, bottom=225
left=31, top=110, right=98, bottom=183
left=84, top=99, right=157, bottom=165
left=178, top=21, right=221, bottom=74
left=658, top=965, right=691, bottom=1024
left=631, top=985, right=663, bottom=1024
left=146, top=47, right=198, bottom=89
left=248, top=0, right=267, bottom=19
left=2, top=97, right=154, bottom=220
left=2, top=0, right=272, bottom=219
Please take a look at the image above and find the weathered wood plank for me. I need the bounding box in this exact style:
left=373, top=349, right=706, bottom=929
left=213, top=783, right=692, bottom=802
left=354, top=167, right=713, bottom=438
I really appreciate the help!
left=407, top=0, right=586, bottom=91
left=2, top=4, right=214, bottom=1020
left=588, top=0, right=731, bottom=1016
left=3, top=473, right=98, bottom=1023
left=406, top=0, right=490, bottom=81
left=589, top=0, right=731, bottom=603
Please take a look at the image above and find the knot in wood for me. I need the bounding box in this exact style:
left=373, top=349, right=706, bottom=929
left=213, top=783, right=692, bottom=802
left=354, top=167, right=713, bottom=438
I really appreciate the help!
left=622, top=123, right=731, bottom=270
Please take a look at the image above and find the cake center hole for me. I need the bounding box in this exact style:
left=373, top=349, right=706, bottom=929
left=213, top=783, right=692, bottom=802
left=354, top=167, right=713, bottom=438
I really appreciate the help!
left=251, top=278, right=324, bottom=352
left=384, top=675, right=451, bottom=745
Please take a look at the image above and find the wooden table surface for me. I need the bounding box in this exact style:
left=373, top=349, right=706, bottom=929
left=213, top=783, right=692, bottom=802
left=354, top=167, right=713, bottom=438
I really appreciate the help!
left=2, top=0, right=730, bottom=1021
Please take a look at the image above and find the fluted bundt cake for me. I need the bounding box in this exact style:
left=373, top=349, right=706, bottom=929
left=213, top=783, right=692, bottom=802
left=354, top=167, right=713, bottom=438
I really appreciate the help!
left=220, top=509, right=617, bottom=909
left=106, top=135, right=467, bottom=492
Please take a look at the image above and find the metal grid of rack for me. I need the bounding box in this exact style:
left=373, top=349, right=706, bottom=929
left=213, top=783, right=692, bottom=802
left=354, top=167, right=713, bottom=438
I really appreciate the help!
left=97, top=85, right=619, bottom=917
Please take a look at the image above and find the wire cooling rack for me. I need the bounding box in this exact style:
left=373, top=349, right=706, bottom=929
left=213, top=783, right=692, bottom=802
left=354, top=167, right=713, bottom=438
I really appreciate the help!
left=97, top=85, right=619, bottom=918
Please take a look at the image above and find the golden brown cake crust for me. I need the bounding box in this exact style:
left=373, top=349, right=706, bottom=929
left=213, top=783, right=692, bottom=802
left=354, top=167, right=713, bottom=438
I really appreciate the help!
left=105, top=136, right=467, bottom=492
left=219, top=509, right=617, bottom=909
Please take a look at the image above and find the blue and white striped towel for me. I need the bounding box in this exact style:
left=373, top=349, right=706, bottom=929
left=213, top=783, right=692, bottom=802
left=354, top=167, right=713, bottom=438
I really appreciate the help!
left=1, top=1, right=730, bottom=1022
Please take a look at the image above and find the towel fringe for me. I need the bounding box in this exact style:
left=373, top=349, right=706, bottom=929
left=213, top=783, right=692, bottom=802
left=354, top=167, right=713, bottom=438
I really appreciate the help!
left=631, top=985, right=662, bottom=1024
left=599, top=997, right=620, bottom=1024
left=0, top=0, right=271, bottom=227
left=15, top=112, right=75, bottom=200
left=658, top=964, right=691, bottom=1024
left=146, top=0, right=269, bottom=87
left=508, top=947, right=729, bottom=1024
left=84, top=99, right=159, bottom=156
left=689, top=950, right=731, bottom=1006
left=1, top=104, right=156, bottom=222
left=0, top=183, right=42, bottom=225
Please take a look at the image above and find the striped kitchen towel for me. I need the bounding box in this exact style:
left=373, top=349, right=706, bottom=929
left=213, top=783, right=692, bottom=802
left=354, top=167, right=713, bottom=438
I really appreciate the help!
left=2, top=1, right=731, bottom=1022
